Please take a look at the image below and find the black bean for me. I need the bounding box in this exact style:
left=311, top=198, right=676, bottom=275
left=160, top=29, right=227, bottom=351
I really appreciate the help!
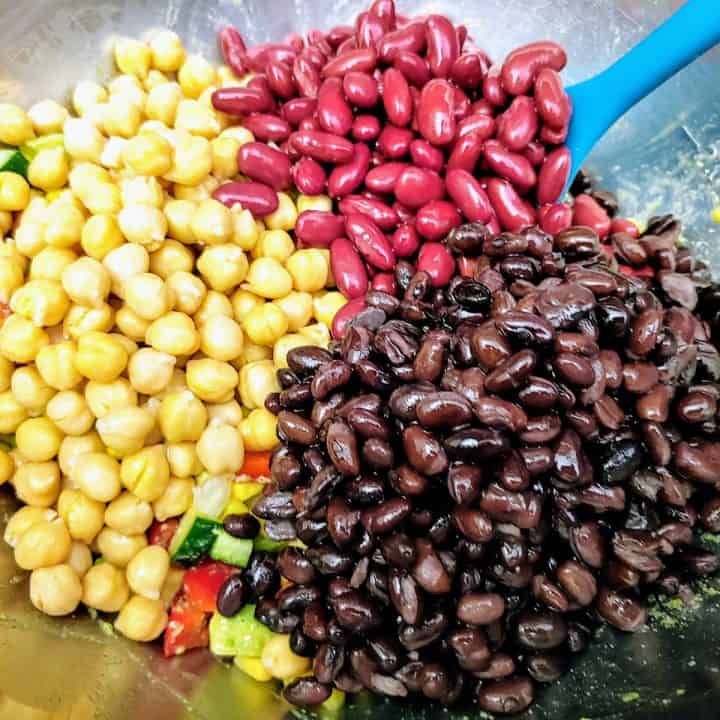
left=287, top=346, right=333, bottom=375
left=597, top=586, right=647, bottom=631
left=389, top=567, right=423, bottom=625
left=277, top=410, right=317, bottom=445
left=307, top=546, right=353, bottom=575
left=326, top=420, right=360, bottom=475
left=416, top=391, right=473, bottom=429
left=217, top=574, right=244, bottom=617
left=253, top=491, right=296, bottom=520
left=277, top=547, right=317, bottom=584
left=515, top=612, right=568, bottom=650
left=283, top=678, right=332, bottom=706
left=223, top=513, right=260, bottom=539
left=526, top=654, right=568, bottom=683
left=412, top=538, right=452, bottom=594
left=362, top=497, right=412, bottom=535
left=476, top=676, right=534, bottom=715
left=398, top=609, right=449, bottom=650
left=313, top=643, right=345, bottom=683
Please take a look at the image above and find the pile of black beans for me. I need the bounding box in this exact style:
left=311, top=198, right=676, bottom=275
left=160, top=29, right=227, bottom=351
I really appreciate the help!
left=244, top=214, right=720, bottom=713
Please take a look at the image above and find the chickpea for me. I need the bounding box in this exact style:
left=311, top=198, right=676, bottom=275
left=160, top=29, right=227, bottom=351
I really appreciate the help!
left=175, top=99, right=221, bottom=139
left=238, top=340, right=272, bottom=366
left=231, top=206, right=259, bottom=251
left=206, top=399, right=244, bottom=426
left=145, top=312, right=199, bottom=356
left=196, top=243, right=248, bottom=293
left=28, top=99, right=69, bottom=135
left=190, top=198, right=233, bottom=245
left=0, top=355, right=11, bottom=393
left=58, top=432, right=104, bottom=478
left=111, top=333, right=138, bottom=357
left=313, top=291, right=347, bottom=327
left=9, top=278, right=69, bottom=327
left=150, top=30, right=186, bottom=73
left=120, top=176, right=165, bottom=208
left=126, top=545, right=170, bottom=600
left=45, top=202, right=85, bottom=249
left=28, top=147, right=69, bottom=192
left=69, top=453, right=119, bottom=504
left=186, top=358, right=238, bottom=403
left=145, top=82, right=183, bottom=127
left=115, top=595, right=168, bottom=642
left=57, top=489, right=105, bottom=544
left=178, top=55, right=217, bottom=99
left=149, top=240, right=195, bottom=280
left=80, top=215, right=123, bottom=262
left=85, top=378, right=138, bottom=419
left=95, top=406, right=156, bottom=457
left=263, top=192, right=297, bottom=232
left=96, top=528, right=147, bottom=568
left=46, top=391, right=94, bottom=436
left=122, top=133, right=173, bottom=176
left=11, top=366, right=56, bottom=412
left=128, top=348, right=176, bottom=396
left=0, top=448, right=13, bottom=485
left=72, top=81, right=108, bottom=115
left=163, top=133, right=212, bottom=186
left=30, top=564, right=82, bottom=616
left=115, top=304, right=152, bottom=342
left=0, top=256, right=24, bottom=303
left=15, top=517, right=70, bottom=569
left=16, top=417, right=63, bottom=462
left=0, top=390, right=28, bottom=432
left=120, top=445, right=170, bottom=502
left=105, top=491, right=154, bottom=535
left=245, top=257, right=293, bottom=299
left=3, top=506, right=57, bottom=548
left=238, top=359, right=280, bottom=409
left=74, top=332, right=128, bottom=383
left=14, top=221, right=47, bottom=259
left=298, top=322, right=330, bottom=347
left=242, top=303, right=288, bottom=347
left=82, top=562, right=129, bottom=612
left=118, top=204, right=168, bottom=249
left=197, top=422, right=244, bottom=475
left=144, top=69, right=168, bottom=91
left=0, top=103, right=34, bottom=145
left=261, top=633, right=311, bottom=680
left=103, top=95, right=142, bottom=139
left=273, top=291, right=313, bottom=332
left=124, top=272, right=175, bottom=321
left=273, top=333, right=310, bottom=369
left=166, top=271, right=206, bottom=315
left=67, top=541, right=93, bottom=578
left=255, top=229, right=295, bottom=263
left=164, top=199, right=197, bottom=244
left=193, top=290, right=233, bottom=326
left=241, top=408, right=279, bottom=452
left=285, top=249, right=328, bottom=292
left=152, top=477, right=194, bottom=521
left=35, top=341, right=81, bottom=391
left=200, top=315, right=244, bottom=362
left=14, top=461, right=61, bottom=507
left=165, top=444, right=200, bottom=480
left=103, top=242, right=150, bottom=298
left=61, top=257, right=111, bottom=308
left=0, top=314, right=49, bottom=363
left=158, top=390, right=207, bottom=443
left=30, top=246, right=78, bottom=282
left=211, top=135, right=240, bottom=179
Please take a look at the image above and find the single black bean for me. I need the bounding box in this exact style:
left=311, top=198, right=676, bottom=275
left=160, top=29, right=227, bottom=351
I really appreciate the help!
left=444, top=428, right=510, bottom=461
left=355, top=359, right=397, bottom=392
left=447, top=464, right=483, bottom=505
left=327, top=496, right=361, bottom=546
left=311, top=360, right=353, bottom=399
left=287, top=346, right=333, bottom=375
left=362, top=497, right=412, bottom=535
left=223, top=513, right=260, bottom=539
left=515, top=611, right=568, bottom=650
left=403, top=424, right=449, bottom=475
left=277, top=547, right=317, bottom=584
left=476, top=676, right=534, bottom=715
left=449, top=627, right=491, bottom=671
left=253, top=491, right=296, bottom=520
left=277, top=410, right=317, bottom=445
left=326, top=420, right=360, bottom=475
left=217, top=574, right=245, bottom=617
left=452, top=507, right=493, bottom=542
left=517, top=372, right=560, bottom=409
left=457, top=592, right=505, bottom=625
left=526, top=654, right=567, bottom=683
left=471, top=322, right=513, bottom=370
left=389, top=567, right=423, bottom=624
left=473, top=653, right=516, bottom=680
left=416, top=391, right=473, bottom=428
left=390, top=464, right=430, bottom=496
left=283, top=678, right=332, bottom=706
left=332, top=589, right=382, bottom=632
left=277, top=368, right=300, bottom=389
left=244, top=554, right=280, bottom=599
left=278, top=584, right=323, bottom=612
left=597, top=586, right=647, bottom=631
left=398, top=609, right=449, bottom=650
left=556, top=560, right=597, bottom=606
left=303, top=603, right=328, bottom=643
left=362, top=438, right=394, bottom=469
left=307, top=546, right=353, bottom=575
left=345, top=477, right=385, bottom=506
left=313, top=643, right=345, bottom=683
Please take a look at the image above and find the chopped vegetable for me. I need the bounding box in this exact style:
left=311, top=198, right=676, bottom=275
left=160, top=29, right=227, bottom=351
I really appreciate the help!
left=163, top=591, right=209, bottom=657
left=169, top=507, right=221, bottom=564
left=209, top=603, right=273, bottom=657
left=210, top=530, right=253, bottom=567
left=148, top=518, right=179, bottom=550
left=20, top=132, right=64, bottom=160
left=182, top=560, right=236, bottom=613
left=238, top=451, right=272, bottom=478
left=0, top=148, right=28, bottom=177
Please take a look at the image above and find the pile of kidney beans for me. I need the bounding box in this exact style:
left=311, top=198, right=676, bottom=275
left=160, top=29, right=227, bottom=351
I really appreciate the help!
left=211, top=0, right=581, bottom=306
left=217, top=200, right=720, bottom=712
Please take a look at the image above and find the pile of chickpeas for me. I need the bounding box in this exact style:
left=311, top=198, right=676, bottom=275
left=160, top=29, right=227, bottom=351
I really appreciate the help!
left=0, top=30, right=348, bottom=641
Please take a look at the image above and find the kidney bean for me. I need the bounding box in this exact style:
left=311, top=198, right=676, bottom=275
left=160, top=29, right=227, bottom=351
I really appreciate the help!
left=482, top=65, right=508, bottom=107
left=477, top=676, right=534, bottom=715
left=289, top=131, right=355, bottom=163
left=322, top=48, right=377, bottom=77
left=292, top=53, right=321, bottom=97
left=447, top=132, right=485, bottom=174
left=348, top=114, right=379, bottom=141
left=402, top=424, right=448, bottom=476
left=484, top=140, right=537, bottom=194
left=365, top=162, right=409, bottom=193
left=337, top=196, right=397, bottom=232
left=416, top=242, right=456, bottom=288
left=502, top=40, right=567, bottom=95
left=282, top=97, right=318, bottom=126
left=424, top=14, right=458, bottom=78
left=417, top=79, right=456, bottom=146
left=377, top=125, right=413, bottom=159
left=413, top=538, right=452, bottom=594
left=407, top=139, right=444, bottom=172
left=534, top=68, right=571, bottom=129
left=573, top=193, right=612, bottom=239
left=382, top=68, right=413, bottom=127
left=344, top=213, right=395, bottom=271
left=449, top=52, right=488, bottom=89
left=212, top=86, right=273, bottom=115
left=339, top=72, right=377, bottom=110
left=315, top=79, right=352, bottom=137
left=523, top=140, right=546, bottom=167
left=496, top=96, right=539, bottom=152
left=212, top=181, right=279, bottom=217
left=357, top=11, right=385, bottom=49
left=265, top=61, right=296, bottom=100
left=597, top=587, right=647, bottom=632
left=391, top=51, right=430, bottom=88
left=486, top=178, right=536, bottom=231
left=537, top=202, right=572, bottom=235
left=328, top=143, right=371, bottom=198
left=416, top=201, right=462, bottom=241
left=242, top=113, right=292, bottom=142
left=445, top=169, right=493, bottom=223
left=537, top=146, right=571, bottom=205
left=378, top=22, right=427, bottom=61
left=219, top=26, right=247, bottom=74
left=244, top=42, right=297, bottom=71
left=295, top=210, right=345, bottom=247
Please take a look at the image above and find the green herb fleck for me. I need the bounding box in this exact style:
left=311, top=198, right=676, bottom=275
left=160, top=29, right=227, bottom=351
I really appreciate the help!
left=675, top=688, right=686, bottom=697
left=622, top=691, right=640, bottom=703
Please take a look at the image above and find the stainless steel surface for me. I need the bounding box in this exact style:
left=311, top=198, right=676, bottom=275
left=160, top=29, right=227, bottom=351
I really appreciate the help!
left=0, top=1, right=719, bottom=718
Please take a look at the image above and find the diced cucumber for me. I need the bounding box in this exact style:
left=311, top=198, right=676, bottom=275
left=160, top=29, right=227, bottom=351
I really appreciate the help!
left=0, top=148, right=28, bottom=177
left=169, top=506, right=222, bottom=564
left=210, top=530, right=253, bottom=567
left=20, top=133, right=64, bottom=161
left=209, top=604, right=273, bottom=658
left=253, top=531, right=288, bottom=553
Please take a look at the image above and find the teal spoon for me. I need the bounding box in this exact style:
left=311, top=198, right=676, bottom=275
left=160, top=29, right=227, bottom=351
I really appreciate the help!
left=564, top=0, right=720, bottom=195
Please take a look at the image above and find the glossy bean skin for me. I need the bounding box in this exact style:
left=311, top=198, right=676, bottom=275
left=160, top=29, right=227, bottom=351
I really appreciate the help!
left=394, top=51, right=432, bottom=87
left=331, top=237, right=369, bottom=299
left=317, top=77, right=353, bottom=136
left=289, top=131, right=355, bottom=163
left=295, top=210, right=345, bottom=246
left=484, top=140, right=537, bottom=194
left=446, top=169, right=493, bottom=223
left=212, top=86, right=274, bottom=115
left=395, top=167, right=445, bottom=209
left=383, top=68, right=413, bottom=127
left=213, top=181, right=279, bottom=217
left=345, top=213, right=396, bottom=270
left=328, top=143, right=372, bottom=197
left=501, top=41, right=567, bottom=95
left=417, top=79, right=456, bottom=146
left=343, top=71, right=380, bottom=107
left=496, top=96, right=539, bottom=152
left=486, top=179, right=536, bottom=231
left=425, top=15, right=459, bottom=78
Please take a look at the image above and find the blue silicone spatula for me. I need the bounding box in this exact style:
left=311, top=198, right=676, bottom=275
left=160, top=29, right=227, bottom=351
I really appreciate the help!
left=563, top=0, right=720, bottom=196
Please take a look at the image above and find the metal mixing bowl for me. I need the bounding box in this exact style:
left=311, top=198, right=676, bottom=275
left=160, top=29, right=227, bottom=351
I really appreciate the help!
left=0, top=1, right=719, bottom=718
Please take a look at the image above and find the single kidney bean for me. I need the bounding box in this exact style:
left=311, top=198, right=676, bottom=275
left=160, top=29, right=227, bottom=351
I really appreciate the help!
left=535, top=68, right=571, bottom=129
left=377, top=22, right=427, bottom=61
left=369, top=0, right=396, bottom=28
left=456, top=112, right=496, bottom=141
left=611, top=218, right=640, bottom=237
left=416, top=391, right=472, bottom=428
left=390, top=225, right=420, bottom=257
left=383, top=68, right=413, bottom=127
left=538, top=202, right=573, bottom=235
left=453, top=86, right=472, bottom=120
left=457, top=593, right=505, bottom=626
left=331, top=238, right=369, bottom=299
left=332, top=297, right=367, bottom=339
left=496, top=96, right=539, bottom=151
left=477, top=677, right=534, bottom=715
left=362, top=497, right=412, bottom=534
left=346, top=213, right=396, bottom=270
left=417, top=79, right=456, bottom=146
left=352, top=114, right=381, bottom=140
left=219, top=26, right=247, bottom=76
left=343, top=71, right=379, bottom=108
left=573, top=194, right=612, bottom=238
left=317, top=77, right=353, bottom=136
left=292, top=157, right=327, bottom=195
left=426, top=15, right=459, bottom=78
left=326, top=25, right=354, bottom=47
left=482, top=65, right=508, bottom=106
left=237, top=142, right=292, bottom=191
left=417, top=242, right=455, bottom=287
left=447, top=132, right=485, bottom=173
left=540, top=122, right=569, bottom=144
left=501, top=40, right=567, bottom=94
left=213, top=181, right=279, bottom=217
left=416, top=201, right=462, bottom=241
left=322, top=48, right=378, bottom=77
left=486, top=178, right=536, bottom=231
left=393, top=51, right=432, bottom=87
left=242, top=113, right=292, bottom=143
left=340, top=195, right=399, bottom=231
left=450, top=51, right=489, bottom=89
left=212, top=86, right=274, bottom=115
left=524, top=140, right=546, bottom=166
left=293, top=54, right=321, bottom=98
left=484, top=140, right=537, bottom=194
left=266, top=61, right=297, bottom=100
left=289, top=131, right=355, bottom=163
left=445, top=169, right=493, bottom=223
left=297, top=116, right=321, bottom=133
left=295, top=210, right=345, bottom=247
left=409, top=139, right=445, bottom=172
left=328, top=143, right=371, bottom=197
left=378, top=125, right=414, bottom=159
left=244, top=43, right=297, bottom=72
left=282, top=97, right=318, bottom=126
left=365, top=162, right=410, bottom=193
left=395, top=167, right=445, bottom=208
left=537, top=147, right=571, bottom=205
left=357, top=12, right=385, bottom=49
left=371, top=273, right=397, bottom=294
left=403, top=424, right=448, bottom=475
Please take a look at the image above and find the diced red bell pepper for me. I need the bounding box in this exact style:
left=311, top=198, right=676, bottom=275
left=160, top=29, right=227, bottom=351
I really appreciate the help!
left=163, top=592, right=210, bottom=657
left=148, top=519, right=179, bottom=550
left=182, top=560, right=238, bottom=613
left=238, top=451, right=272, bottom=478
